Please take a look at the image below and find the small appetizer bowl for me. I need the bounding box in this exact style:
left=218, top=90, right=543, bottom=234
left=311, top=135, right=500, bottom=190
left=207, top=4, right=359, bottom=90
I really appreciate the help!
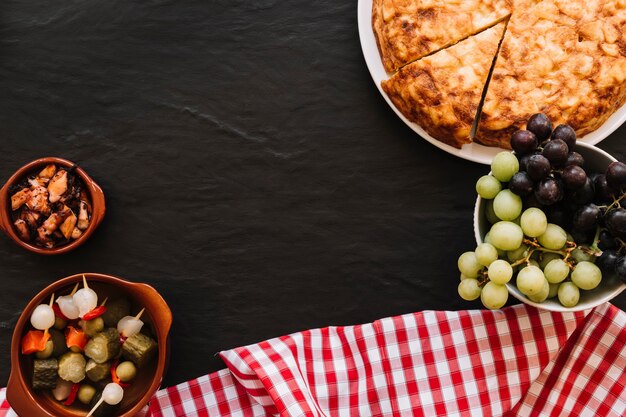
left=0, top=157, right=106, bottom=255
left=474, top=143, right=626, bottom=312
left=7, top=273, right=172, bottom=417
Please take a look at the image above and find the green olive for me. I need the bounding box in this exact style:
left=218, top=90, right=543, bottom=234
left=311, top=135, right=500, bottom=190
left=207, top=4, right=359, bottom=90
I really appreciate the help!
left=80, top=317, right=104, bottom=337
left=77, top=384, right=97, bottom=405
left=53, top=317, right=67, bottom=330
left=50, top=329, right=68, bottom=357
left=116, top=361, right=137, bottom=382
left=35, top=340, right=54, bottom=359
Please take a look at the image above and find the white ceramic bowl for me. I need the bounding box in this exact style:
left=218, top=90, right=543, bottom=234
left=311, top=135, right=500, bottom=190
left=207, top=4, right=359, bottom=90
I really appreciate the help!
left=474, top=143, right=626, bottom=311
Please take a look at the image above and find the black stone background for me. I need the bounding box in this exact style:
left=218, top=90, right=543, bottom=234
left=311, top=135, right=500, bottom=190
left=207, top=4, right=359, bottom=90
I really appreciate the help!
left=0, top=0, right=624, bottom=387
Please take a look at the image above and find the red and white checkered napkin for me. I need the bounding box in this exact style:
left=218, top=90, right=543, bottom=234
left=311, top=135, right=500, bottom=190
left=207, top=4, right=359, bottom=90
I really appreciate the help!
left=1, top=303, right=625, bottom=416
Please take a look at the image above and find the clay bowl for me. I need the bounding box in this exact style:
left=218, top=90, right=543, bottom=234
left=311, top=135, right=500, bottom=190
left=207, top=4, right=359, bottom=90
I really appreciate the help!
left=474, top=143, right=626, bottom=312
left=7, top=273, right=172, bottom=417
left=0, top=157, right=105, bottom=255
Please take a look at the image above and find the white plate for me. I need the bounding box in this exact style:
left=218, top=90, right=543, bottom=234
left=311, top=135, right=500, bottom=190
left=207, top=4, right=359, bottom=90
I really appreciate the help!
left=357, top=0, right=626, bottom=165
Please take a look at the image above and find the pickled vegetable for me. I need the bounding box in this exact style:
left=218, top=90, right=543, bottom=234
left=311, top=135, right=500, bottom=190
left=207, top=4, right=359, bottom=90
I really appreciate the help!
left=85, top=360, right=111, bottom=382
left=57, top=284, right=80, bottom=320
left=121, top=333, right=157, bottom=368
left=74, top=277, right=98, bottom=318
left=84, top=328, right=121, bottom=364
left=80, top=317, right=104, bottom=337
left=33, top=358, right=58, bottom=390
left=33, top=329, right=66, bottom=359
left=115, top=361, right=136, bottom=382
left=117, top=314, right=144, bottom=338
left=50, top=328, right=69, bottom=357
left=52, top=378, right=73, bottom=401
left=35, top=340, right=54, bottom=359
left=102, top=298, right=130, bottom=328
left=83, top=305, right=107, bottom=321
left=102, top=382, right=124, bottom=405
left=63, top=383, right=80, bottom=406
left=58, top=352, right=86, bottom=383
left=53, top=316, right=67, bottom=330
left=21, top=330, right=50, bottom=355
left=66, top=326, right=89, bottom=351
left=30, top=303, right=55, bottom=331
left=88, top=391, right=120, bottom=417
left=78, top=384, right=97, bottom=405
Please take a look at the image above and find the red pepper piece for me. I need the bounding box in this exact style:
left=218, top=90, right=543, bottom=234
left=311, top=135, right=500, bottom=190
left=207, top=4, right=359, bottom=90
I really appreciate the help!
left=52, top=304, right=69, bottom=321
left=110, top=360, right=131, bottom=388
left=63, top=383, right=80, bottom=406
left=65, top=326, right=89, bottom=351
left=82, top=305, right=107, bottom=321
left=21, top=330, right=51, bottom=355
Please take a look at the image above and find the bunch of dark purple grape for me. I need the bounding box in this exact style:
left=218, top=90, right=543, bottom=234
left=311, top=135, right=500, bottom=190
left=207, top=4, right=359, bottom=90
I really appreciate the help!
left=510, top=113, right=626, bottom=284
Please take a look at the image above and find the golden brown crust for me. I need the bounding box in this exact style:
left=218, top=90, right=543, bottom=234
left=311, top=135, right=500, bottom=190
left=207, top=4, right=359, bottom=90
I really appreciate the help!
left=381, top=22, right=507, bottom=148
left=372, top=0, right=512, bottom=72
left=476, top=0, right=626, bottom=146
left=374, top=0, right=626, bottom=149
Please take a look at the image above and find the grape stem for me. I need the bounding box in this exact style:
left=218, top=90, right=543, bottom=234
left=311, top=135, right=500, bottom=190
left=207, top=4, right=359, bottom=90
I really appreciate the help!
left=590, top=226, right=602, bottom=255
left=516, top=238, right=578, bottom=267
left=477, top=270, right=490, bottom=287
left=482, top=235, right=603, bottom=288
left=603, top=190, right=626, bottom=211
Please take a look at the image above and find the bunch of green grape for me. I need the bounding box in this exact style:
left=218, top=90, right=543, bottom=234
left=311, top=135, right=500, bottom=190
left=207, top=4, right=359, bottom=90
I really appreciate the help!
left=458, top=210, right=602, bottom=309
left=458, top=151, right=603, bottom=310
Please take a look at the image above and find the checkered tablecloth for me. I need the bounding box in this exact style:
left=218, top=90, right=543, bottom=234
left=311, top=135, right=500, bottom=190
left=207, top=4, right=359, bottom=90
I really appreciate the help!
left=2, top=303, right=625, bottom=416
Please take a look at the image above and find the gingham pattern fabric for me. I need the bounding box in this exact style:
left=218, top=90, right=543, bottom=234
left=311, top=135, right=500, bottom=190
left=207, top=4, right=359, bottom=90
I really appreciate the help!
left=1, top=303, right=624, bottom=416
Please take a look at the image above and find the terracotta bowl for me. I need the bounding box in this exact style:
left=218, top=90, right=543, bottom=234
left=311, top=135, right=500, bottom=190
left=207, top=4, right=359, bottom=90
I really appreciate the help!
left=0, top=157, right=106, bottom=255
left=7, top=273, right=172, bottom=417
left=474, top=143, right=626, bottom=312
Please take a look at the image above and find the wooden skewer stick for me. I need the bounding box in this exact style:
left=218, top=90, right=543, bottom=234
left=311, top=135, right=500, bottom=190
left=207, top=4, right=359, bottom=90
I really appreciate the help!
left=86, top=397, right=104, bottom=417
left=135, top=308, right=145, bottom=320
left=83, top=275, right=89, bottom=289
left=100, top=297, right=108, bottom=307
left=70, top=283, right=79, bottom=296
left=44, top=293, right=55, bottom=337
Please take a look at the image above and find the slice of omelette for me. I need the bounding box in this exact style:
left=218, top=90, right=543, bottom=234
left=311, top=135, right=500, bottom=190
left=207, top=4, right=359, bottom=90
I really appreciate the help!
left=476, top=0, right=626, bottom=147
left=381, top=21, right=507, bottom=148
left=372, top=0, right=511, bottom=72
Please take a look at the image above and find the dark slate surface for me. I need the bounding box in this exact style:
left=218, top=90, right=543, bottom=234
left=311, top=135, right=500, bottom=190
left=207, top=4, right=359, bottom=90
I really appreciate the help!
left=0, top=0, right=624, bottom=388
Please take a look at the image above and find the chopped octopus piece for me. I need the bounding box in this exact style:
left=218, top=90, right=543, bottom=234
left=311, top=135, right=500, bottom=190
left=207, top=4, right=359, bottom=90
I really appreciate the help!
left=71, top=227, right=82, bottom=239
left=14, top=219, right=30, bottom=241
left=60, top=212, right=78, bottom=240
left=25, top=186, right=51, bottom=215
left=38, top=208, right=71, bottom=239
left=20, top=210, right=41, bottom=228
left=48, top=170, right=68, bottom=203
left=11, top=188, right=30, bottom=211
left=77, top=201, right=89, bottom=230
left=28, top=177, right=47, bottom=187
left=38, top=164, right=57, bottom=181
